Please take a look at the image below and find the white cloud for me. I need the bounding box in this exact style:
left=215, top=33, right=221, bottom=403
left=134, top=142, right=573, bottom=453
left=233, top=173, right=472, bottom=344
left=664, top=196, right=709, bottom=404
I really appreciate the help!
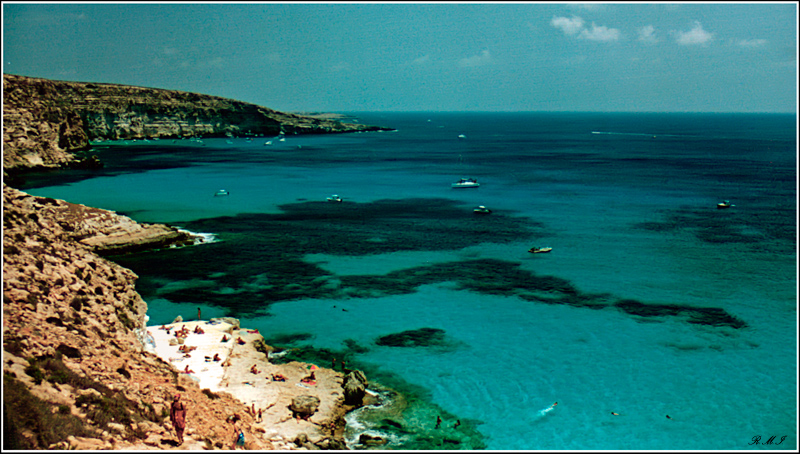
left=675, top=21, right=713, bottom=45
left=579, top=23, right=621, bottom=42
left=551, top=16, right=585, bottom=36
left=551, top=16, right=620, bottom=43
left=737, top=38, right=767, bottom=48
left=458, top=50, right=492, bottom=68
left=638, top=25, right=658, bottom=43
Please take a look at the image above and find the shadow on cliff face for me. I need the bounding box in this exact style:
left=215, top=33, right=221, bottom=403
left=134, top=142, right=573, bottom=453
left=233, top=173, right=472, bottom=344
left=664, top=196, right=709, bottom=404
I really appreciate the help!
left=111, top=197, right=746, bottom=330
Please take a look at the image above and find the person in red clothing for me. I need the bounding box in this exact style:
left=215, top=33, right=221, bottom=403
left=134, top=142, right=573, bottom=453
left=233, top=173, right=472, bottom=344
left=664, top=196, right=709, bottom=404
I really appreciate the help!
left=170, top=393, right=188, bottom=445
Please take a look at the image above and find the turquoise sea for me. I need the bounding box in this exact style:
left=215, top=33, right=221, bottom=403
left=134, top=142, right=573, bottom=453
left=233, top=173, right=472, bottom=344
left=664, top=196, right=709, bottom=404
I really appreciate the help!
left=21, top=112, right=797, bottom=450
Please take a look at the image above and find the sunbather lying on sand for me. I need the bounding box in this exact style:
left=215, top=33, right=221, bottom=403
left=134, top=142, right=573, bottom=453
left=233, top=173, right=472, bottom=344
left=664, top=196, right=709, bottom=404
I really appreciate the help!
left=271, top=373, right=287, bottom=382
left=300, top=371, right=316, bottom=384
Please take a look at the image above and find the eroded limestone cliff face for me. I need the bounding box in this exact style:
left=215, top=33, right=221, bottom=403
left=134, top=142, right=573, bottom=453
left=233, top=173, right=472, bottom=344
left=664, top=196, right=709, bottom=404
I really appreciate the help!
left=2, top=75, right=89, bottom=170
left=3, top=73, right=391, bottom=171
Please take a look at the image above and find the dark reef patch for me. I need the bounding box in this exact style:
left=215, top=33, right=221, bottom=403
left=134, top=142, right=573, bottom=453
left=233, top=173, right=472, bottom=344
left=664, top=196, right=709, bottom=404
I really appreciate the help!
left=635, top=203, right=795, bottom=252
left=376, top=328, right=448, bottom=348
left=614, top=299, right=746, bottom=329
left=263, top=332, right=314, bottom=345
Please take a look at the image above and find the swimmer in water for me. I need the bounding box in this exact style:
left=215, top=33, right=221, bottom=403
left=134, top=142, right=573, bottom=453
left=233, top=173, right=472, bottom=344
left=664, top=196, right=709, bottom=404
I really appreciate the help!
left=611, top=412, right=620, bottom=416
left=666, top=415, right=673, bottom=420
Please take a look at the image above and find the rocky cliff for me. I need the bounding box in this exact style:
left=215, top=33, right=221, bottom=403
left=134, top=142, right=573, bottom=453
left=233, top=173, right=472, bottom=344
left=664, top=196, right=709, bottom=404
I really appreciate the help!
left=3, top=73, right=391, bottom=171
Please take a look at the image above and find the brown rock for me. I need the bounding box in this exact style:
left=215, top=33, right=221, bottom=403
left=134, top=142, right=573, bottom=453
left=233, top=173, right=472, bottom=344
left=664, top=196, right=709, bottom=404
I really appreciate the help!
left=290, top=395, right=321, bottom=417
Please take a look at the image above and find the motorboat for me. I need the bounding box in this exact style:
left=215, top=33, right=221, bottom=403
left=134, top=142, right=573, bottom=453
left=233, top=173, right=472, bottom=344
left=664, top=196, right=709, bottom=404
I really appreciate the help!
left=327, top=194, right=343, bottom=202
left=717, top=200, right=734, bottom=209
left=473, top=205, right=491, bottom=214
left=452, top=178, right=480, bottom=188
left=458, top=134, right=467, bottom=139
left=528, top=247, right=552, bottom=254
left=214, top=189, right=229, bottom=197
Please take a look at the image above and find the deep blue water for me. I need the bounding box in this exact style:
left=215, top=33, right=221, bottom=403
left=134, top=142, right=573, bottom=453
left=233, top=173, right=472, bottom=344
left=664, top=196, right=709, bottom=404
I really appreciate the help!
left=22, top=112, right=797, bottom=450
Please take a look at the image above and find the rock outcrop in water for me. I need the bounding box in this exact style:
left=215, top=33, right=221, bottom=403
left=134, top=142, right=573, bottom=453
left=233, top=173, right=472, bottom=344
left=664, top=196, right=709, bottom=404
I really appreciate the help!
left=3, top=73, right=392, bottom=172
left=3, top=186, right=195, bottom=256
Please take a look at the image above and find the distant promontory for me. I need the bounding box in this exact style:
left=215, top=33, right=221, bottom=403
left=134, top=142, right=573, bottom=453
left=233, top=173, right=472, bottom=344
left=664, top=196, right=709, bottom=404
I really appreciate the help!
left=2, top=73, right=392, bottom=172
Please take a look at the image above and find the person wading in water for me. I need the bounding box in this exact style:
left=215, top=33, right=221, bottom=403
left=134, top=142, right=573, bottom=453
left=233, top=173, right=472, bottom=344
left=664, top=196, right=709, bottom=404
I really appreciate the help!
left=170, top=393, right=188, bottom=445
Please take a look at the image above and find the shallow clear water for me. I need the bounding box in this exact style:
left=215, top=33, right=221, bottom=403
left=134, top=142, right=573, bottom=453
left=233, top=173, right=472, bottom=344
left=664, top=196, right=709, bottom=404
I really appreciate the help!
left=23, top=112, right=797, bottom=450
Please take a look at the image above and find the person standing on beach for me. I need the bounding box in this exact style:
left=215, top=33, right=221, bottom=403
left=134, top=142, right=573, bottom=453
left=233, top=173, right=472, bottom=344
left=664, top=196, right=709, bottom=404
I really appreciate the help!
left=170, top=394, right=188, bottom=445
left=230, top=415, right=245, bottom=449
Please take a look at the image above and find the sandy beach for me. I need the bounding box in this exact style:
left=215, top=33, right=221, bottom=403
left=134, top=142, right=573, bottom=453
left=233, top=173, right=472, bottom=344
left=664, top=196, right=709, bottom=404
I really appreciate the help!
left=146, top=318, right=348, bottom=449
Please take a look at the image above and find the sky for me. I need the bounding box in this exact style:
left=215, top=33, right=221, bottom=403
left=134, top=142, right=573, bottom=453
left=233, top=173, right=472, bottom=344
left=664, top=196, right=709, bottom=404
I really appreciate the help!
left=2, top=2, right=797, bottom=113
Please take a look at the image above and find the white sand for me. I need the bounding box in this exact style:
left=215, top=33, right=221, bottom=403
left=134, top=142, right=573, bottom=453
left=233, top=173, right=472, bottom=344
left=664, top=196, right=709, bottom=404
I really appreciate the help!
left=147, top=320, right=237, bottom=392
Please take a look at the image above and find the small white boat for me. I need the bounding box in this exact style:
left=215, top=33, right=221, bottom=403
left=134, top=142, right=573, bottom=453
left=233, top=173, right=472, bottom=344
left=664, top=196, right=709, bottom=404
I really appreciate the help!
left=458, top=134, right=467, bottom=139
left=717, top=200, right=734, bottom=209
left=327, top=194, right=343, bottom=202
left=452, top=178, right=480, bottom=188
left=474, top=205, right=491, bottom=214
left=528, top=247, right=552, bottom=254
left=214, top=189, right=229, bottom=197
left=265, top=140, right=272, bottom=145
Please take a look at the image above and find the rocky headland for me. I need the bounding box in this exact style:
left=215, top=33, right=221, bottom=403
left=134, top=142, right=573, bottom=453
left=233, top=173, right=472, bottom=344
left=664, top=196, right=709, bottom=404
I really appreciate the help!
left=2, top=74, right=386, bottom=450
left=3, top=73, right=392, bottom=173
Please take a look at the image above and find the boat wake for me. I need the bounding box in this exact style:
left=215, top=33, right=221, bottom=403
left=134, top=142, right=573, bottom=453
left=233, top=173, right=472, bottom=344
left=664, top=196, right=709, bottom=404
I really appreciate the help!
left=534, top=402, right=558, bottom=419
